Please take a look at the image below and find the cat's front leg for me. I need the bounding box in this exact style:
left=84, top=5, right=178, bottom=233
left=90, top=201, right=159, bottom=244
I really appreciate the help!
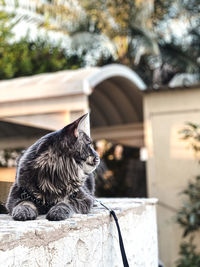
left=46, top=202, right=73, bottom=221
left=7, top=183, right=38, bottom=221
left=46, top=189, right=94, bottom=221
left=12, top=201, right=38, bottom=221
left=69, top=188, right=94, bottom=215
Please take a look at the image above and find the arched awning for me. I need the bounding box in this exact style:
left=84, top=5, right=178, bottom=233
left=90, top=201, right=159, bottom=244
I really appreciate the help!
left=0, top=64, right=146, bottom=148
left=87, top=64, right=145, bottom=127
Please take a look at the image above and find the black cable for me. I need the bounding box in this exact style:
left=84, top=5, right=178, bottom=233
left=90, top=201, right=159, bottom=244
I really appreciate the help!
left=95, top=199, right=129, bottom=267
left=110, top=210, right=129, bottom=267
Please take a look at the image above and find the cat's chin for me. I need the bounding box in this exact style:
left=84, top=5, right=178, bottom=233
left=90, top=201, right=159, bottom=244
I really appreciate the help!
left=83, top=163, right=99, bottom=174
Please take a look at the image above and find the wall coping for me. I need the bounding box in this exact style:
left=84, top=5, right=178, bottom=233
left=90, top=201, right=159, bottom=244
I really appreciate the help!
left=0, top=198, right=158, bottom=267
left=0, top=198, right=157, bottom=251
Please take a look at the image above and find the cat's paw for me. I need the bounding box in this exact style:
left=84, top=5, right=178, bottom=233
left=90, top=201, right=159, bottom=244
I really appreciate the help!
left=12, top=204, right=37, bottom=221
left=46, top=204, right=72, bottom=221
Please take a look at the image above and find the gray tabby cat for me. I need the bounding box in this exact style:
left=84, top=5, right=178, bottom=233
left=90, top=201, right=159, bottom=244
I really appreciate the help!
left=6, top=114, right=100, bottom=221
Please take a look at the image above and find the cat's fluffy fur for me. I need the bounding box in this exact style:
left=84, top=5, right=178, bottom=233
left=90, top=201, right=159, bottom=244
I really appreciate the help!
left=6, top=114, right=100, bottom=221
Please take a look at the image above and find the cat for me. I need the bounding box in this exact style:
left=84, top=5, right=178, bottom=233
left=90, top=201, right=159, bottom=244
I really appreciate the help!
left=6, top=114, right=100, bottom=221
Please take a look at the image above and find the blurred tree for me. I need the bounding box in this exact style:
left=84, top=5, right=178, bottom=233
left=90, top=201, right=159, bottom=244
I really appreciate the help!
left=1, top=0, right=160, bottom=84
left=0, top=12, right=84, bottom=80
left=0, top=37, right=84, bottom=79
left=176, top=122, right=200, bottom=267
left=152, top=0, right=200, bottom=86
left=0, top=38, right=84, bottom=79
left=1, top=0, right=200, bottom=85
left=83, top=0, right=200, bottom=85
left=0, top=11, right=15, bottom=43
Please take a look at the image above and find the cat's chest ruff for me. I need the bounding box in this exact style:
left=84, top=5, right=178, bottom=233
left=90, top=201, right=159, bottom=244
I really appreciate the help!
left=65, top=172, right=86, bottom=195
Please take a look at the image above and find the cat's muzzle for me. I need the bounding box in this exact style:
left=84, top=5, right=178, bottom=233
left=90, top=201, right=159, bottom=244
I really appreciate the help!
left=93, top=156, right=100, bottom=165
left=87, top=156, right=100, bottom=167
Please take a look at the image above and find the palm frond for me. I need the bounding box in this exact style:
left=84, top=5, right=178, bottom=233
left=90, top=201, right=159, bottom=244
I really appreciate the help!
left=160, top=43, right=199, bottom=73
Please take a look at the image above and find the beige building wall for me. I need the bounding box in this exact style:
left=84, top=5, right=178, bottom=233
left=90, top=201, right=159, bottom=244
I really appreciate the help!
left=144, top=87, right=200, bottom=267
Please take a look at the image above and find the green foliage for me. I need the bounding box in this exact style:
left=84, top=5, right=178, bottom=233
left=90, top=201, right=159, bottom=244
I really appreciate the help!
left=0, top=37, right=85, bottom=80
left=0, top=10, right=84, bottom=80
left=179, top=122, right=200, bottom=159
left=0, top=11, right=15, bottom=43
left=177, top=176, right=200, bottom=237
left=176, top=122, right=200, bottom=266
left=176, top=241, right=200, bottom=267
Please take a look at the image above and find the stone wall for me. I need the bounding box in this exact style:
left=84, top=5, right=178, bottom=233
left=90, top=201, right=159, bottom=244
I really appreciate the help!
left=0, top=198, right=158, bottom=267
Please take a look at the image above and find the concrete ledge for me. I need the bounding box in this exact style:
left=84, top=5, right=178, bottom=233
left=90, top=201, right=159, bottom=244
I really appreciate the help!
left=0, top=198, right=158, bottom=267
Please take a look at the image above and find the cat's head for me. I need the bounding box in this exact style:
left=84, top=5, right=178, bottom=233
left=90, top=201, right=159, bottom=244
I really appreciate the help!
left=33, top=114, right=100, bottom=175
left=57, top=113, right=100, bottom=174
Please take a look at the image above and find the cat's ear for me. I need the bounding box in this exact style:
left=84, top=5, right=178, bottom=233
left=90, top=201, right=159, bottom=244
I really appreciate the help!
left=75, top=113, right=90, bottom=137
left=62, top=113, right=90, bottom=138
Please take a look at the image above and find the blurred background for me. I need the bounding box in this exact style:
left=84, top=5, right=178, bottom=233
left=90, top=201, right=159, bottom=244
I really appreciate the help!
left=0, top=1, right=200, bottom=267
